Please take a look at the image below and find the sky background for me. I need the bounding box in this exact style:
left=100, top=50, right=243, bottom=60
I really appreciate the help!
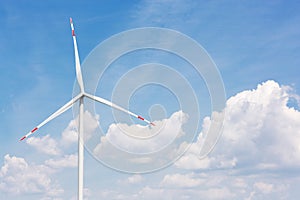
left=1, top=0, right=300, bottom=199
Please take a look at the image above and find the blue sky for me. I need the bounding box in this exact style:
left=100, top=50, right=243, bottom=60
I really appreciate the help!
left=1, top=0, right=300, bottom=199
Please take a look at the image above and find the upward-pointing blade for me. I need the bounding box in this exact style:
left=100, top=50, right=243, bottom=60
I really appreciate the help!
left=20, top=94, right=82, bottom=141
left=85, top=93, right=155, bottom=126
left=70, top=18, right=85, bottom=93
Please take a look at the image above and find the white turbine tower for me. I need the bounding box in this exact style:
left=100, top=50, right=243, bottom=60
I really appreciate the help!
left=20, top=18, right=154, bottom=200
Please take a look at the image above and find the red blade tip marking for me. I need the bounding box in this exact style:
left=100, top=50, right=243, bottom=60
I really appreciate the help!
left=20, top=136, right=26, bottom=141
left=31, top=127, right=38, bottom=133
left=72, top=30, right=75, bottom=36
left=138, top=116, right=144, bottom=121
left=70, top=18, right=73, bottom=24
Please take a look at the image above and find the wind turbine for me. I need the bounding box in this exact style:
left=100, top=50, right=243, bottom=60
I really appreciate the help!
left=20, top=18, right=154, bottom=200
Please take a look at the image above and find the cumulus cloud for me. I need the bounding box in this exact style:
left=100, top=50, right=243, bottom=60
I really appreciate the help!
left=94, top=110, right=188, bottom=154
left=26, top=134, right=62, bottom=156
left=176, top=80, right=300, bottom=171
left=0, top=154, right=63, bottom=197
left=92, top=111, right=189, bottom=172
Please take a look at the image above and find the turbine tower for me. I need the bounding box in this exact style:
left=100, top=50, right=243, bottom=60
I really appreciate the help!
left=20, top=18, right=154, bottom=200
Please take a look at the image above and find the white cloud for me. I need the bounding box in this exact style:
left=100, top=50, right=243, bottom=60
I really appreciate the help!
left=176, top=80, right=300, bottom=171
left=45, top=154, right=77, bottom=169
left=94, top=110, right=188, bottom=154
left=26, top=134, right=61, bottom=156
left=0, top=154, right=63, bottom=197
left=92, top=111, right=189, bottom=172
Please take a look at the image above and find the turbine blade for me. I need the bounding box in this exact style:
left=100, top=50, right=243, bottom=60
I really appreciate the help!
left=20, top=94, right=82, bottom=141
left=85, top=93, right=155, bottom=126
left=70, top=17, right=85, bottom=93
